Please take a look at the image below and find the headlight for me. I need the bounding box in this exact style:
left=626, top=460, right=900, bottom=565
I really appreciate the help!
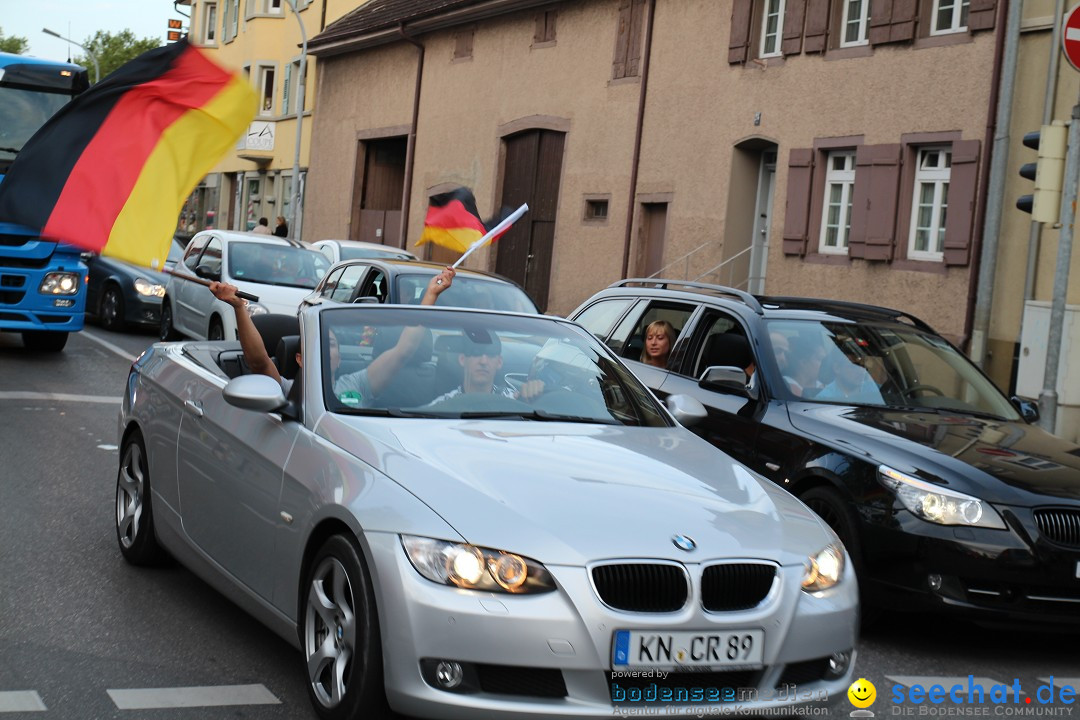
left=401, top=536, right=556, bottom=594
left=39, top=272, right=80, bottom=295
left=801, top=543, right=844, bottom=593
left=134, top=277, right=165, bottom=297
left=245, top=302, right=268, bottom=317
left=878, top=465, right=1006, bottom=529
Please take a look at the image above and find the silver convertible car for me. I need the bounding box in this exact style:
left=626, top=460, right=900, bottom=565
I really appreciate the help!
left=114, top=304, right=858, bottom=719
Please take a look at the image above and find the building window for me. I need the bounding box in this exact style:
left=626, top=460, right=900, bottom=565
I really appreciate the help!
left=613, top=0, right=646, bottom=79
left=265, top=0, right=283, bottom=12
left=454, top=26, right=474, bottom=60
left=908, top=147, right=951, bottom=260
left=257, top=65, right=276, bottom=114
left=534, top=10, right=557, bottom=45
left=585, top=198, right=609, bottom=221
left=840, top=0, right=869, bottom=47
left=819, top=151, right=855, bottom=254
left=203, top=2, right=218, bottom=43
left=931, top=0, right=969, bottom=35
left=760, top=0, right=786, bottom=58
left=230, top=0, right=240, bottom=38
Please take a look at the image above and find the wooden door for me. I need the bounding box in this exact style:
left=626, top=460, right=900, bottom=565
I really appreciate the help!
left=351, top=137, right=406, bottom=244
left=638, top=202, right=668, bottom=277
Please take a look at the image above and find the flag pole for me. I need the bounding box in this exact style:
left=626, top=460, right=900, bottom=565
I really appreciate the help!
left=451, top=203, right=529, bottom=270
left=163, top=268, right=260, bottom=302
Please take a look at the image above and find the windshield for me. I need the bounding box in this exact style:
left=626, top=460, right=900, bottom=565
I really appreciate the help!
left=340, top=246, right=416, bottom=261
left=396, top=273, right=537, bottom=314
left=0, top=86, right=71, bottom=161
left=765, top=319, right=1020, bottom=420
left=228, top=242, right=330, bottom=288
left=320, top=307, right=670, bottom=426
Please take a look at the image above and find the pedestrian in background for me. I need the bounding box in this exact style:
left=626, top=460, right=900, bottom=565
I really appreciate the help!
left=274, top=216, right=289, bottom=237
left=252, top=217, right=272, bottom=235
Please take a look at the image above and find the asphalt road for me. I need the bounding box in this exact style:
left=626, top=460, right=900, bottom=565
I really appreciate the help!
left=0, top=323, right=1076, bottom=720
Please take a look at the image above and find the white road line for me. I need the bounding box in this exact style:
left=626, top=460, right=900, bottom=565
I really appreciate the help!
left=1038, top=677, right=1080, bottom=690
left=107, top=684, right=280, bottom=710
left=0, top=392, right=121, bottom=404
left=887, top=676, right=1026, bottom=698
left=0, top=690, right=46, bottom=712
left=79, top=328, right=139, bottom=363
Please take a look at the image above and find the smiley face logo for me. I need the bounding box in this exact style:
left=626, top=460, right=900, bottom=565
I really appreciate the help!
left=848, top=678, right=877, bottom=708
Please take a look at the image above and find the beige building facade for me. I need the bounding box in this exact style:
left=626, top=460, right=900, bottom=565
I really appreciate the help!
left=177, top=0, right=358, bottom=239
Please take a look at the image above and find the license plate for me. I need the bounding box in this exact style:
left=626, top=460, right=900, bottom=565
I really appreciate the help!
left=612, top=629, right=764, bottom=670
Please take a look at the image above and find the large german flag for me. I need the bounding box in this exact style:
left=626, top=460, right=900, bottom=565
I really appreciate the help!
left=416, top=187, right=510, bottom=254
left=0, top=39, right=256, bottom=269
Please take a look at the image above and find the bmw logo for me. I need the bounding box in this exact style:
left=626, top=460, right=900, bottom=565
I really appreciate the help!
left=672, top=534, right=696, bottom=552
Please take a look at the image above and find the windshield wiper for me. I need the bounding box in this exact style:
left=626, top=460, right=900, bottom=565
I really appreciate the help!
left=458, top=410, right=619, bottom=424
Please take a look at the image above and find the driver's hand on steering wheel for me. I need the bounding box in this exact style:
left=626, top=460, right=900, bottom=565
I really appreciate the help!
left=516, top=379, right=546, bottom=402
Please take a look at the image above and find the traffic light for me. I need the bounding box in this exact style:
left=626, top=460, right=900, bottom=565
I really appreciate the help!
left=1017, top=122, right=1068, bottom=223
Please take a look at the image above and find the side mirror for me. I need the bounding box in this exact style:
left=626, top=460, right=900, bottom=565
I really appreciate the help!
left=1010, top=396, right=1040, bottom=424
left=223, top=374, right=287, bottom=412
left=194, top=263, right=221, bottom=281
left=699, top=365, right=758, bottom=401
left=665, top=394, right=708, bottom=427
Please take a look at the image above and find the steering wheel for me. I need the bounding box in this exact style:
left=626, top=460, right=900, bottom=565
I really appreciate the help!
left=903, top=384, right=945, bottom=398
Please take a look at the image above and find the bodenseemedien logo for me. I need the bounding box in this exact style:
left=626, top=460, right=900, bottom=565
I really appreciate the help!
left=849, top=678, right=878, bottom=718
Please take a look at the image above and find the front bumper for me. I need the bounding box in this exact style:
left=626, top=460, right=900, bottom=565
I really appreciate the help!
left=123, top=293, right=163, bottom=327
left=364, top=533, right=858, bottom=720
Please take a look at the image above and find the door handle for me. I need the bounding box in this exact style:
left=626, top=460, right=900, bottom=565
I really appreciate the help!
left=184, top=399, right=204, bottom=418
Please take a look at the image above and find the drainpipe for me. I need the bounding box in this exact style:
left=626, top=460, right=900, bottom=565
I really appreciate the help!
left=968, top=0, right=1019, bottom=368
left=619, top=0, right=657, bottom=279
left=397, top=23, right=425, bottom=251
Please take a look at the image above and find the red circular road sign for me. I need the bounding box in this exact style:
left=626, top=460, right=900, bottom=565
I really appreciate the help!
left=1064, top=4, right=1080, bottom=72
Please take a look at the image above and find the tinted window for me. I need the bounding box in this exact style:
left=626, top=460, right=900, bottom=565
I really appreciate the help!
left=610, top=301, right=695, bottom=364
left=200, top=238, right=223, bottom=275
left=320, top=267, right=345, bottom=298
left=396, top=274, right=538, bottom=314
left=228, top=243, right=330, bottom=288
left=331, top=265, right=368, bottom=302
left=574, top=298, right=633, bottom=339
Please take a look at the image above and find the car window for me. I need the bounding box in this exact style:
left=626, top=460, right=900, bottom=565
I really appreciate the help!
left=396, top=274, right=538, bottom=314
left=574, top=298, right=633, bottom=339
left=317, top=245, right=335, bottom=262
left=690, top=312, right=746, bottom=378
left=199, top=237, right=223, bottom=275
left=320, top=267, right=345, bottom=299
left=227, top=243, right=330, bottom=287
left=358, top=269, right=389, bottom=303
left=610, top=301, right=695, bottom=365
left=331, top=265, right=368, bottom=302
left=182, top=235, right=209, bottom=270
left=340, top=246, right=416, bottom=261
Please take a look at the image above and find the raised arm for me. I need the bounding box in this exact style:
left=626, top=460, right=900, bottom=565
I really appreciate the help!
left=210, top=281, right=282, bottom=384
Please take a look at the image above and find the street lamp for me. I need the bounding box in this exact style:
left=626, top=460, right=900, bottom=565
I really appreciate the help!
left=284, top=0, right=307, bottom=241
left=42, top=27, right=100, bottom=84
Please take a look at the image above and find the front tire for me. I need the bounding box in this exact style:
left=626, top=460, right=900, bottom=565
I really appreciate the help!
left=208, top=316, right=225, bottom=341
left=302, top=535, right=390, bottom=720
left=100, top=285, right=125, bottom=331
left=160, top=299, right=181, bottom=341
left=115, top=432, right=165, bottom=565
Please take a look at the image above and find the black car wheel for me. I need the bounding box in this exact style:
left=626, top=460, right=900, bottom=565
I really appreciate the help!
left=115, top=432, right=165, bottom=565
left=160, top=300, right=181, bottom=341
left=208, top=316, right=225, bottom=341
left=100, top=285, right=125, bottom=331
left=800, top=486, right=863, bottom=569
left=302, top=535, right=391, bottom=720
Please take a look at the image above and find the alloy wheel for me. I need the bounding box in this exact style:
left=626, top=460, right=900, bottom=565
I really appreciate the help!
left=305, top=556, right=357, bottom=709
left=116, top=442, right=145, bottom=550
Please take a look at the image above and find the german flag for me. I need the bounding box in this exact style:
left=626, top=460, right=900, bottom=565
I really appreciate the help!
left=416, top=187, right=510, bottom=254
left=0, top=39, right=255, bottom=269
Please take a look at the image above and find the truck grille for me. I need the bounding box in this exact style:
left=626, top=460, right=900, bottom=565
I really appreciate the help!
left=592, top=563, right=688, bottom=612
left=701, top=563, right=776, bottom=611
left=1034, top=508, right=1080, bottom=548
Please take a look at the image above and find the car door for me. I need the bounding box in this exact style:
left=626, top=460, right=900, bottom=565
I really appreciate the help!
left=170, top=235, right=207, bottom=336
left=176, top=235, right=221, bottom=335
left=604, top=298, right=700, bottom=392
left=176, top=379, right=301, bottom=601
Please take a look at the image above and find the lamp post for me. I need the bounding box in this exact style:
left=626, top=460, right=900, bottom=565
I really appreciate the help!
left=42, top=27, right=100, bottom=84
left=284, top=0, right=307, bottom=241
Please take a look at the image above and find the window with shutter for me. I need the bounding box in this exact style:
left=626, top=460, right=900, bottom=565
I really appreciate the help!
left=782, top=148, right=815, bottom=256
left=729, top=0, right=755, bottom=63
left=454, top=27, right=474, bottom=60
left=781, top=0, right=807, bottom=55
left=906, top=147, right=951, bottom=261
left=819, top=152, right=857, bottom=254
left=942, top=139, right=980, bottom=266
left=760, top=0, right=788, bottom=58
left=840, top=0, right=870, bottom=46
left=613, top=0, right=646, bottom=79
left=803, top=0, right=830, bottom=52
left=968, top=0, right=996, bottom=31
left=931, top=0, right=969, bottom=34
left=534, top=10, right=558, bottom=45
left=848, top=144, right=902, bottom=261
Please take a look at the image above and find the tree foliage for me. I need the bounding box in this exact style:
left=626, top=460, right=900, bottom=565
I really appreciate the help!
left=0, top=27, right=30, bottom=55
left=75, top=30, right=161, bottom=82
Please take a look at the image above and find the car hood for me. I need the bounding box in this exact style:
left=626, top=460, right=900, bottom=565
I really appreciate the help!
left=316, top=415, right=833, bottom=567
left=232, top=280, right=314, bottom=315
left=787, top=403, right=1080, bottom=504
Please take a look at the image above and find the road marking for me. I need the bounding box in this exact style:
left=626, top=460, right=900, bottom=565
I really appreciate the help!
left=0, top=392, right=121, bottom=404
left=1038, top=677, right=1080, bottom=689
left=107, top=684, right=280, bottom=709
left=888, top=677, right=1026, bottom=699
left=0, top=691, right=46, bottom=712
left=79, top=328, right=139, bottom=363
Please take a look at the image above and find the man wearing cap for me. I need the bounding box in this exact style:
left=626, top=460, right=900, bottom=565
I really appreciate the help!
left=430, top=332, right=518, bottom=404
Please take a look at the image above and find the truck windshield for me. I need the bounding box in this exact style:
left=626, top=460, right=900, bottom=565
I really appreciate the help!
left=0, top=87, right=71, bottom=160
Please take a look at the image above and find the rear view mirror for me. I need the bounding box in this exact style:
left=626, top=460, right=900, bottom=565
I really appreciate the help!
left=699, top=366, right=758, bottom=401
left=1010, top=396, right=1040, bottom=424
left=666, top=394, right=708, bottom=426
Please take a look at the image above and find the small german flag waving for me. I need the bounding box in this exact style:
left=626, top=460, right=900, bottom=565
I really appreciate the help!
left=0, top=38, right=256, bottom=269
left=417, top=187, right=511, bottom=254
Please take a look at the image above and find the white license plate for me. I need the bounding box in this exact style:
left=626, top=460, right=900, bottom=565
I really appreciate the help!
left=612, top=629, right=764, bottom=670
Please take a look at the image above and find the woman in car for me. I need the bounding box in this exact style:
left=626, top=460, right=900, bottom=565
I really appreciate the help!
left=640, top=320, right=676, bottom=368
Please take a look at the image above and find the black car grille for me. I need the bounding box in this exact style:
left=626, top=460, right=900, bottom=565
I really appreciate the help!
left=592, top=563, right=688, bottom=612
left=1034, top=508, right=1080, bottom=548
left=475, top=664, right=567, bottom=698
left=701, top=563, right=776, bottom=611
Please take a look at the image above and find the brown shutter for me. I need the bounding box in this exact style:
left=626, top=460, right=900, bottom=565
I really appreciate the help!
left=969, top=0, right=997, bottom=31
left=783, top=148, right=815, bottom=256
left=781, top=0, right=807, bottom=55
left=803, top=0, right=831, bottom=53
left=943, top=140, right=981, bottom=266
left=729, top=0, right=754, bottom=64
left=849, top=144, right=902, bottom=261
left=613, top=0, right=632, bottom=78
left=868, top=0, right=893, bottom=45
left=626, top=0, right=645, bottom=77
left=889, top=0, right=917, bottom=42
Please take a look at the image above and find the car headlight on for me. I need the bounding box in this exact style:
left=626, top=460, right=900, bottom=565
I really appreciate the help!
left=401, top=536, right=556, bottom=594
left=244, top=302, right=269, bottom=317
left=134, top=277, right=165, bottom=297
left=39, top=271, right=80, bottom=295
left=878, top=465, right=1006, bottom=529
left=801, top=543, right=844, bottom=593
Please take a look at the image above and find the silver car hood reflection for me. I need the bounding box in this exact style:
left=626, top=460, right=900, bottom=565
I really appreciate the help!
left=316, top=414, right=829, bottom=567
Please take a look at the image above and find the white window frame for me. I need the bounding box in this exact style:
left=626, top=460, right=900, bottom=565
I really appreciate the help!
left=264, top=0, right=283, bottom=13
left=202, top=2, right=218, bottom=44
left=930, top=0, right=969, bottom=35
left=818, top=151, right=856, bottom=255
left=840, top=0, right=869, bottom=47
left=759, top=0, right=786, bottom=58
left=229, top=0, right=240, bottom=39
left=907, top=147, right=952, bottom=261
left=256, top=63, right=276, bottom=116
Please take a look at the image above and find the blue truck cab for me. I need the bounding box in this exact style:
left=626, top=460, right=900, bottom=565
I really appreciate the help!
left=0, top=52, right=90, bottom=352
